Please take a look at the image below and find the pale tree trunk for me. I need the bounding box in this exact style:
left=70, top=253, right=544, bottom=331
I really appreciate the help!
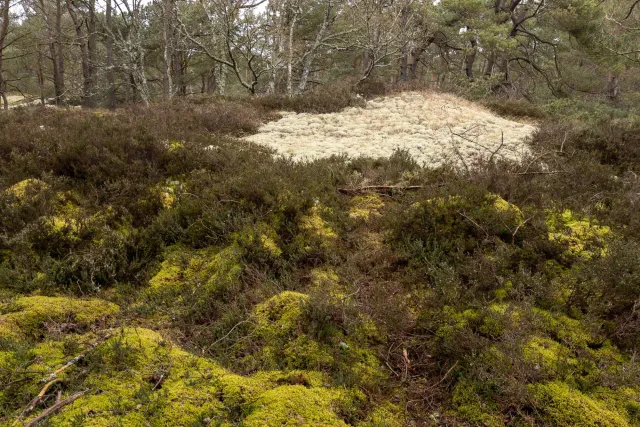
left=297, top=0, right=333, bottom=93
left=67, top=0, right=93, bottom=107
left=162, top=0, right=174, bottom=100
left=267, top=0, right=280, bottom=94
left=287, top=10, right=298, bottom=96
left=606, top=72, right=620, bottom=100
left=0, top=0, right=8, bottom=109
left=39, top=0, right=63, bottom=105
left=87, top=0, right=97, bottom=107
left=106, top=0, right=116, bottom=109
left=56, top=0, right=65, bottom=102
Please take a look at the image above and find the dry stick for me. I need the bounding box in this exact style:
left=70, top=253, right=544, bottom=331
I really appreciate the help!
left=23, top=390, right=87, bottom=427
left=337, top=185, right=423, bottom=194
left=425, top=360, right=459, bottom=390
left=16, top=332, right=112, bottom=423
left=19, top=379, right=60, bottom=419
left=511, top=217, right=531, bottom=244
left=488, top=131, right=505, bottom=164
left=41, top=332, right=113, bottom=384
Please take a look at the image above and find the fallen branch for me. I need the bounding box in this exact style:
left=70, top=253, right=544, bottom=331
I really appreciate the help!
left=425, top=360, right=459, bottom=390
left=337, top=185, right=423, bottom=194
left=41, top=332, right=113, bottom=384
left=15, top=332, right=112, bottom=424
left=23, top=390, right=87, bottom=427
left=19, top=379, right=59, bottom=419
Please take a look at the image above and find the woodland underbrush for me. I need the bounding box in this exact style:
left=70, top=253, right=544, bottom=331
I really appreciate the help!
left=0, top=91, right=639, bottom=425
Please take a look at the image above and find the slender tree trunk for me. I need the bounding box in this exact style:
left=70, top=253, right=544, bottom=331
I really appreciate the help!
left=606, top=73, right=620, bottom=100
left=105, top=0, right=116, bottom=109
left=287, top=11, right=298, bottom=96
left=162, top=0, right=174, bottom=100
left=207, top=68, right=216, bottom=94
left=297, top=0, right=333, bottom=93
left=37, top=46, right=46, bottom=105
left=55, top=0, right=65, bottom=103
left=87, top=0, right=97, bottom=107
left=0, top=0, right=9, bottom=110
left=465, top=35, right=478, bottom=81
left=67, top=0, right=92, bottom=107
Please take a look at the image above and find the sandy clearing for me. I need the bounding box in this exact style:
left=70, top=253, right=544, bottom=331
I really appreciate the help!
left=245, top=92, right=537, bottom=168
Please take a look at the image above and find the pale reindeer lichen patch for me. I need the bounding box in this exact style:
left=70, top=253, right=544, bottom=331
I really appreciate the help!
left=246, top=92, right=535, bottom=168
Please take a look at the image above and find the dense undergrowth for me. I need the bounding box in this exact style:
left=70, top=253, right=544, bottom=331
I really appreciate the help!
left=0, top=89, right=639, bottom=426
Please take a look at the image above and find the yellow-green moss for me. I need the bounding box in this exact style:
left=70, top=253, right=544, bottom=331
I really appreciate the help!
left=451, top=379, right=503, bottom=427
left=254, top=291, right=309, bottom=340
left=523, top=336, right=577, bottom=374
left=233, top=222, right=283, bottom=257
left=530, top=381, right=629, bottom=427
left=349, top=194, right=384, bottom=222
left=46, top=328, right=350, bottom=426
left=547, top=209, right=611, bottom=259
left=167, top=140, right=185, bottom=152
left=310, top=268, right=349, bottom=304
left=148, top=244, right=243, bottom=297
left=299, top=205, right=337, bottom=249
left=533, top=308, right=594, bottom=348
left=0, top=296, right=119, bottom=340
left=244, top=385, right=347, bottom=426
left=3, top=178, right=48, bottom=201
left=358, top=401, right=405, bottom=426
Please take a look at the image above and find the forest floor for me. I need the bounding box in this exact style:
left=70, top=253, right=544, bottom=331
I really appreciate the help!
left=1, top=89, right=639, bottom=426
left=246, top=91, right=537, bottom=167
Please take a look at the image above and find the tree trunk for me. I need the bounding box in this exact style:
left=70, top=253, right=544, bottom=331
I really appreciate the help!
left=87, top=0, right=97, bottom=107
left=287, top=10, right=298, bottom=96
left=0, top=0, right=9, bottom=110
left=67, top=0, right=92, bottom=107
left=606, top=73, right=620, bottom=100
left=297, top=0, right=333, bottom=93
left=105, top=0, right=116, bottom=109
left=55, top=0, right=65, bottom=104
left=162, top=0, right=174, bottom=100
left=465, top=36, right=478, bottom=81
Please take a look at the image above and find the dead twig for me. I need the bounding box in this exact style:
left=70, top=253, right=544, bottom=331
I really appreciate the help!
left=425, top=360, right=459, bottom=390
left=23, top=390, right=87, bottom=427
left=511, top=217, right=531, bottom=244
left=18, top=379, right=60, bottom=419
left=337, top=185, right=423, bottom=195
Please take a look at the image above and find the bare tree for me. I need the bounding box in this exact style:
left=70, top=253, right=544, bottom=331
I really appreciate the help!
left=0, top=0, right=9, bottom=108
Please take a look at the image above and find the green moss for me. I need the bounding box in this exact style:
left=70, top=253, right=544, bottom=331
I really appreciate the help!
left=547, top=209, right=611, bottom=260
left=310, top=268, right=349, bottom=304
left=530, top=381, right=629, bottom=426
left=533, top=308, right=595, bottom=348
left=233, top=222, right=283, bottom=258
left=3, top=179, right=48, bottom=201
left=523, top=336, right=578, bottom=374
left=244, top=385, right=347, bottom=426
left=0, top=296, right=119, bottom=340
left=358, top=402, right=405, bottom=426
left=45, top=328, right=351, bottom=426
left=451, top=379, right=503, bottom=427
left=254, top=291, right=309, bottom=340
left=590, top=386, right=640, bottom=426
left=349, top=194, right=384, bottom=222
left=299, top=205, right=338, bottom=249
left=148, top=244, right=243, bottom=297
